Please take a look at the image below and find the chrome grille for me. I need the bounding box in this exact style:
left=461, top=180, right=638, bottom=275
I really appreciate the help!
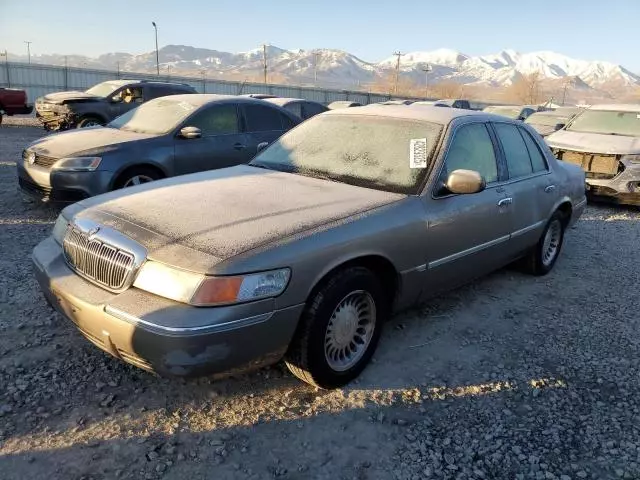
left=63, top=226, right=135, bottom=291
left=23, top=150, right=59, bottom=168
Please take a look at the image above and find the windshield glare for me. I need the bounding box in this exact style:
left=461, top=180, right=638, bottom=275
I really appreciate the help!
left=85, top=81, right=124, bottom=97
left=566, top=110, right=640, bottom=136
left=250, top=115, right=443, bottom=194
left=108, top=97, right=199, bottom=134
left=484, top=106, right=521, bottom=118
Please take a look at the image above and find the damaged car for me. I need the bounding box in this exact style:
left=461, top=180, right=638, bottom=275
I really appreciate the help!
left=33, top=106, right=585, bottom=388
left=547, top=104, right=640, bottom=205
left=35, top=80, right=196, bottom=131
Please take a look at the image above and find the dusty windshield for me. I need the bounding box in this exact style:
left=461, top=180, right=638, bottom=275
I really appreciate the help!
left=526, top=114, right=568, bottom=127
left=85, top=81, right=124, bottom=97
left=566, top=110, right=640, bottom=136
left=108, top=97, right=199, bottom=134
left=484, top=106, right=521, bottom=118
left=250, top=115, right=443, bottom=194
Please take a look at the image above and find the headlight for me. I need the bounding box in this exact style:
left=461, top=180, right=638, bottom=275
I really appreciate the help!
left=133, top=262, right=290, bottom=306
left=621, top=154, right=640, bottom=164
left=52, top=215, right=69, bottom=244
left=53, top=157, right=101, bottom=172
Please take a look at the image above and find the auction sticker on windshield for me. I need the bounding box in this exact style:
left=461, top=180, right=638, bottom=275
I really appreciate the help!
left=410, top=138, right=428, bottom=169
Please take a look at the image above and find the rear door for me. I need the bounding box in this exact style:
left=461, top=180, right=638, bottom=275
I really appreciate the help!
left=420, top=121, right=513, bottom=297
left=241, top=103, right=294, bottom=156
left=492, top=122, right=554, bottom=255
left=173, top=103, right=250, bottom=175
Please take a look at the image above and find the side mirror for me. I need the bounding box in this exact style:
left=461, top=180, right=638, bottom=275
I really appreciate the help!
left=554, top=123, right=565, bottom=131
left=110, top=96, right=123, bottom=104
left=179, top=126, right=202, bottom=139
left=256, top=141, right=269, bottom=153
left=446, top=169, right=486, bottom=194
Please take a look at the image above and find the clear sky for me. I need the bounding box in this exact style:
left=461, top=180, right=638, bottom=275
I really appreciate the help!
left=0, top=0, right=638, bottom=71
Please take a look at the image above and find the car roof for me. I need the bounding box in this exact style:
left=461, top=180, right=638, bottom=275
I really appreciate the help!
left=529, top=110, right=567, bottom=117
left=107, top=79, right=193, bottom=88
left=154, top=94, right=277, bottom=108
left=263, top=97, right=317, bottom=106
left=323, top=104, right=490, bottom=124
left=589, top=103, right=640, bottom=112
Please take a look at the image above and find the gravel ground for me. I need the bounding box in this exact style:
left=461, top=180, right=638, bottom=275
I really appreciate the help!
left=1, top=125, right=639, bottom=480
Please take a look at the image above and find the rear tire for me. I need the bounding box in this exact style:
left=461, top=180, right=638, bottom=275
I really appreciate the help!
left=285, top=267, right=388, bottom=389
left=77, top=116, right=104, bottom=128
left=114, top=167, right=162, bottom=189
left=521, top=211, right=566, bottom=276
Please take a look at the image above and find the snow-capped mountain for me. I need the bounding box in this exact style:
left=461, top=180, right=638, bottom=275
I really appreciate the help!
left=9, top=44, right=640, bottom=90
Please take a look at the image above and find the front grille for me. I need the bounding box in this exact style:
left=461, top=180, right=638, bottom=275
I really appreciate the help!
left=18, top=177, right=52, bottom=198
left=63, top=226, right=135, bottom=291
left=555, top=149, right=623, bottom=179
left=23, top=150, right=58, bottom=168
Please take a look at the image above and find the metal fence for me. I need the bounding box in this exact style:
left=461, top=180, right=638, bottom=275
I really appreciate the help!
left=0, top=61, right=423, bottom=106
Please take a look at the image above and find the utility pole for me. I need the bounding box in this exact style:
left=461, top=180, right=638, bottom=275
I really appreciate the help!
left=116, top=61, right=120, bottom=79
left=393, top=51, right=403, bottom=95
left=24, top=41, right=32, bottom=64
left=262, top=44, right=268, bottom=85
left=201, top=70, right=206, bottom=93
left=167, top=64, right=171, bottom=78
left=313, top=51, right=321, bottom=85
left=64, top=55, right=68, bottom=90
left=152, top=21, right=159, bottom=76
left=421, top=64, right=432, bottom=98
left=1, top=50, right=10, bottom=87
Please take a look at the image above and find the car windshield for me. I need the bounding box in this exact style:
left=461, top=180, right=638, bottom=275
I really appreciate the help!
left=484, top=106, right=521, bottom=118
left=85, top=81, right=125, bottom=97
left=565, top=109, right=640, bottom=136
left=526, top=114, right=568, bottom=127
left=108, top=97, right=199, bottom=134
left=250, top=115, right=443, bottom=194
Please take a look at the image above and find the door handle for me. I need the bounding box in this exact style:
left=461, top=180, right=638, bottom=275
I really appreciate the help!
left=544, top=185, right=556, bottom=193
left=233, top=143, right=246, bottom=150
left=497, top=197, right=513, bottom=207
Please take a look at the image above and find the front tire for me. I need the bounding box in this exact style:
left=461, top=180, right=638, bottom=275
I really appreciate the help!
left=77, top=116, right=104, bottom=128
left=521, top=211, right=566, bottom=276
left=285, top=267, right=387, bottom=389
left=114, top=167, right=162, bottom=189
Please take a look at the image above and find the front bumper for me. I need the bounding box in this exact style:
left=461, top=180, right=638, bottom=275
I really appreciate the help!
left=32, top=237, right=303, bottom=377
left=17, top=160, right=114, bottom=203
left=35, top=107, right=74, bottom=130
left=585, top=164, right=640, bottom=206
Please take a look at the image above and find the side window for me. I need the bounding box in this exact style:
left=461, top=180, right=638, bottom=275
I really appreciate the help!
left=147, top=87, right=176, bottom=100
left=301, top=102, right=327, bottom=119
left=186, top=104, right=239, bottom=136
left=493, top=123, right=533, bottom=178
left=519, top=127, right=548, bottom=172
left=120, top=86, right=144, bottom=104
left=281, top=113, right=296, bottom=130
left=284, top=102, right=302, bottom=118
left=439, top=123, right=499, bottom=189
left=244, top=104, right=285, bottom=132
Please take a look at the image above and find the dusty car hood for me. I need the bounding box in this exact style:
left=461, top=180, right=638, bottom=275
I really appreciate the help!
left=528, top=124, right=557, bottom=137
left=27, top=127, right=156, bottom=158
left=38, top=91, right=100, bottom=104
left=71, top=165, right=406, bottom=272
left=547, top=130, right=640, bottom=155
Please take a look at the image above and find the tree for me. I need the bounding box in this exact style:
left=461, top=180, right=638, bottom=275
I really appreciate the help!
left=507, top=71, right=543, bottom=104
left=429, top=81, right=463, bottom=99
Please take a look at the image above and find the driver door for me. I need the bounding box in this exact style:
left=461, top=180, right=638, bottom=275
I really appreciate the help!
left=419, top=121, right=514, bottom=298
left=173, top=103, right=250, bottom=175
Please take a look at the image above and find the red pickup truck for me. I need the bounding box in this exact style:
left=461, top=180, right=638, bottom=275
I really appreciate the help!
left=0, top=88, right=33, bottom=125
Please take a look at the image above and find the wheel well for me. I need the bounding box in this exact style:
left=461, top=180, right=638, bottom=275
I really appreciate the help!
left=112, top=164, right=166, bottom=189
left=556, top=201, right=572, bottom=225
left=79, top=113, right=107, bottom=123
left=310, top=255, right=400, bottom=306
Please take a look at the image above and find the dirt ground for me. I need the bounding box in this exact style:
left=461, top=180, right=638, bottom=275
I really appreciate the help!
left=1, top=123, right=640, bottom=480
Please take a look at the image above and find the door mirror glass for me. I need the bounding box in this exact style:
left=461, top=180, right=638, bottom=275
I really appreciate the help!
left=179, top=126, right=202, bottom=139
left=110, top=95, right=123, bottom=103
left=446, top=169, right=485, bottom=194
left=257, top=142, right=269, bottom=153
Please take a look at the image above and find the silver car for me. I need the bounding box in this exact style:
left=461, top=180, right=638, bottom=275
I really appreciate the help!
left=547, top=104, right=640, bottom=206
left=32, top=106, right=586, bottom=388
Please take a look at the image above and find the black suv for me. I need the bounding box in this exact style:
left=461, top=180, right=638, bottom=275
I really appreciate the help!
left=35, top=80, right=196, bottom=131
